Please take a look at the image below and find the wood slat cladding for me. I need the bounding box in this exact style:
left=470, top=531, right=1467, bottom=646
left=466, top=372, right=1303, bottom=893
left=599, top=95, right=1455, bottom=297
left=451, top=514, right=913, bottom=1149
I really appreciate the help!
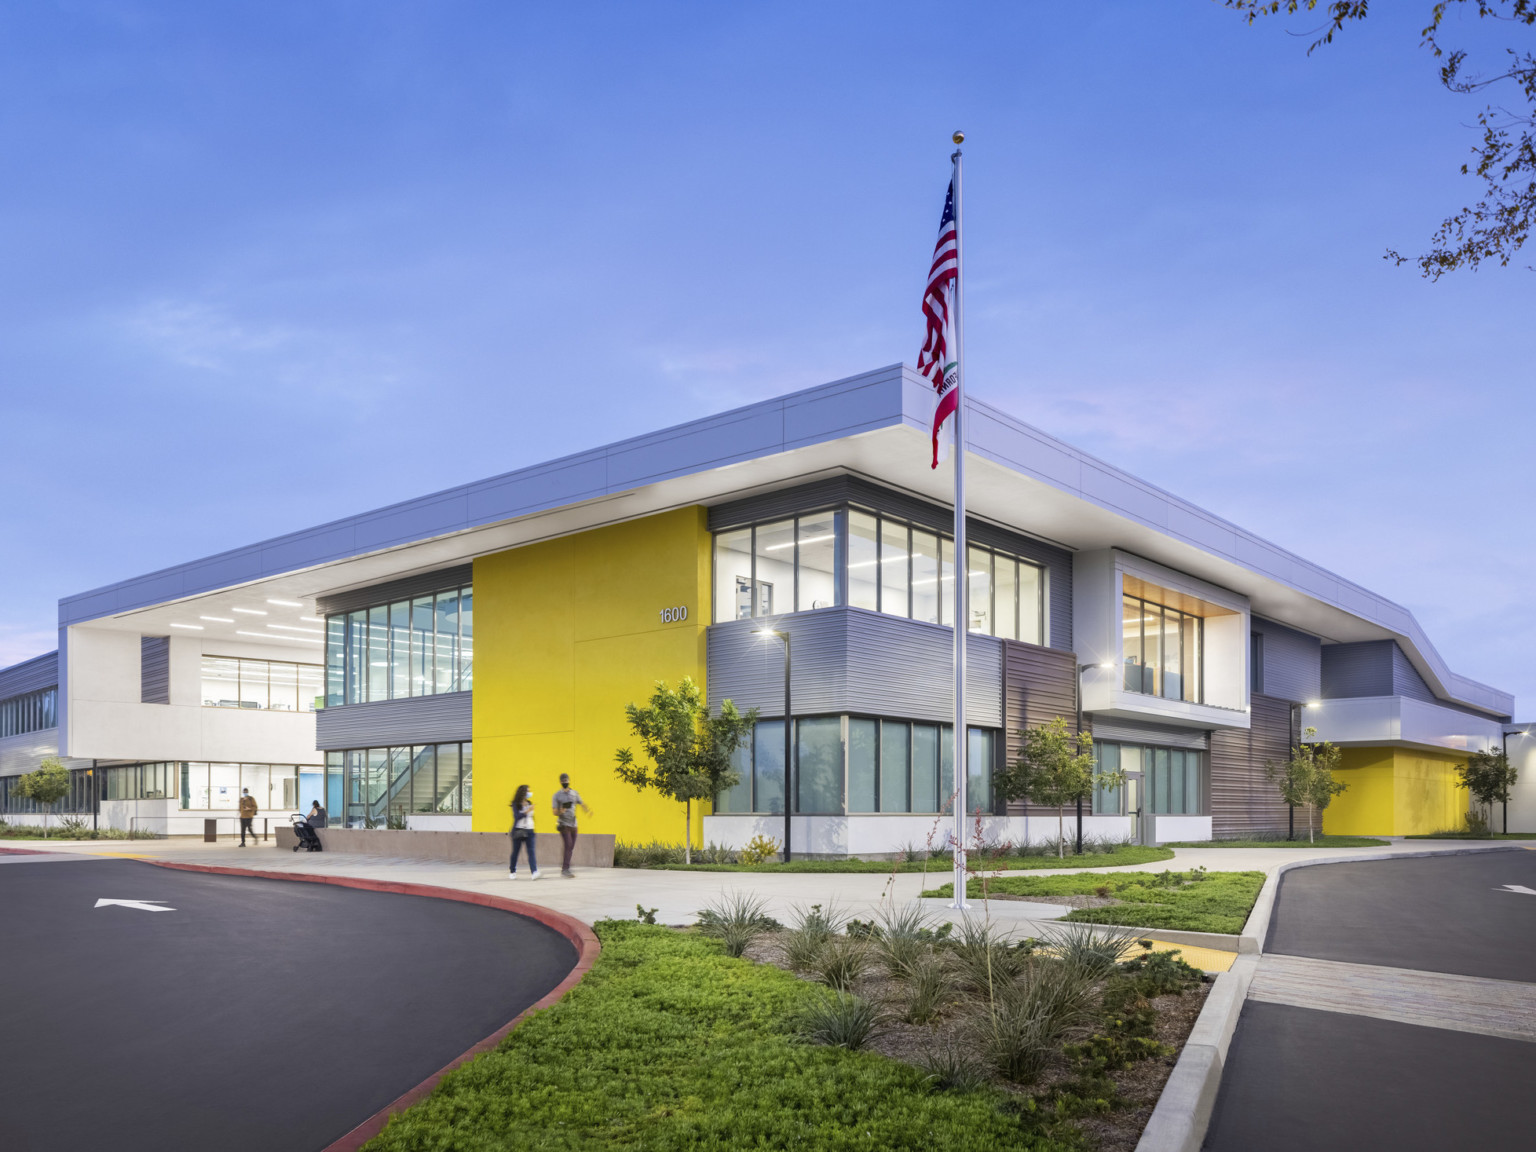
left=1001, top=639, right=1080, bottom=818
left=1209, top=693, right=1294, bottom=838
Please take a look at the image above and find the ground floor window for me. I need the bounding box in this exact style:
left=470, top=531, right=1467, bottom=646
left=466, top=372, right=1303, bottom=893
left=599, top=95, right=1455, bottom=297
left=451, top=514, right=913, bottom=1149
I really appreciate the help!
left=0, top=767, right=95, bottom=815
left=323, top=742, right=472, bottom=827
left=176, top=763, right=305, bottom=810
left=716, top=716, right=995, bottom=816
left=1092, top=743, right=1205, bottom=815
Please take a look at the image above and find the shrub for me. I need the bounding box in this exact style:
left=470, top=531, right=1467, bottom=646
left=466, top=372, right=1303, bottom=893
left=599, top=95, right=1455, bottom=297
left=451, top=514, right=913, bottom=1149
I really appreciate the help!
left=780, top=900, right=845, bottom=971
left=1043, top=923, right=1145, bottom=980
left=796, top=989, right=887, bottom=1050
left=916, top=1043, right=989, bottom=1092
left=873, top=901, right=941, bottom=977
left=1064, top=1032, right=1169, bottom=1073
left=737, top=833, right=781, bottom=865
left=813, top=934, right=872, bottom=991
left=978, top=960, right=1095, bottom=1083
left=951, top=917, right=1032, bottom=998
left=1119, top=948, right=1203, bottom=996
left=635, top=904, right=658, bottom=925
left=902, top=951, right=954, bottom=1025
left=696, top=891, right=778, bottom=957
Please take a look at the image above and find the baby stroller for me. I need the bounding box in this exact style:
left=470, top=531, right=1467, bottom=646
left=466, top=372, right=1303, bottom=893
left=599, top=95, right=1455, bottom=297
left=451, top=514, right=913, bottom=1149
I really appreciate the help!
left=290, top=812, right=323, bottom=852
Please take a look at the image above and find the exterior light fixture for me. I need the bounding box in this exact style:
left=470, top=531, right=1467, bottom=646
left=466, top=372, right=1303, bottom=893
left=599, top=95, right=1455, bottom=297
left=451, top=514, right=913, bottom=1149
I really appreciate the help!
left=199, top=616, right=235, bottom=623
left=169, top=623, right=204, bottom=630
left=1307, top=700, right=1321, bottom=708
left=267, top=599, right=304, bottom=607
left=232, top=608, right=268, bottom=616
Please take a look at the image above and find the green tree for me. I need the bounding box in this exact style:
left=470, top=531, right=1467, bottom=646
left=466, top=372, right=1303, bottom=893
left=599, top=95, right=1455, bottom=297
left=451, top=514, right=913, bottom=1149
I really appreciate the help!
left=1265, top=726, right=1347, bottom=842
left=14, top=757, right=70, bottom=837
left=1225, top=1, right=1536, bottom=277
left=994, top=718, right=1116, bottom=858
left=614, top=677, right=757, bottom=864
left=1457, top=747, right=1518, bottom=831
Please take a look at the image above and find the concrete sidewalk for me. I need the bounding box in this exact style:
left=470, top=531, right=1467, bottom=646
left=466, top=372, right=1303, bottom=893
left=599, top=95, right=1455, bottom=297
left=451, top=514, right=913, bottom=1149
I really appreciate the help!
left=3, top=834, right=1512, bottom=935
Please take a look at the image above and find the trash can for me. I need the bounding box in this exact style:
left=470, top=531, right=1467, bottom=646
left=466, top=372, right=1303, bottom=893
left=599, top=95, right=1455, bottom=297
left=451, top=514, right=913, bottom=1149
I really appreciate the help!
left=204, top=818, right=218, bottom=843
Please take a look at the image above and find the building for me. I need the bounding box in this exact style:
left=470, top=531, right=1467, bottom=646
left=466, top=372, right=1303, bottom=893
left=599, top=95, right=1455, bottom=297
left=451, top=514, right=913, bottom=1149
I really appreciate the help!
left=0, top=365, right=1521, bottom=848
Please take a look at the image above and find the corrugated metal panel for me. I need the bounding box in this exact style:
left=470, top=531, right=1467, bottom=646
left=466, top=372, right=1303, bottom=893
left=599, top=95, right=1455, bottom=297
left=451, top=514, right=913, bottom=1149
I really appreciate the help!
left=1251, top=616, right=1321, bottom=704
left=1001, top=641, right=1080, bottom=818
left=1209, top=694, right=1294, bottom=838
left=0, top=652, right=58, bottom=701
left=315, top=691, right=472, bottom=750
left=1321, top=641, right=1394, bottom=699
left=316, top=564, right=473, bottom=618
left=707, top=475, right=1073, bottom=651
left=1089, top=719, right=1210, bottom=751
left=140, top=637, right=170, bottom=705
left=706, top=609, right=1002, bottom=726
left=1390, top=642, right=1437, bottom=705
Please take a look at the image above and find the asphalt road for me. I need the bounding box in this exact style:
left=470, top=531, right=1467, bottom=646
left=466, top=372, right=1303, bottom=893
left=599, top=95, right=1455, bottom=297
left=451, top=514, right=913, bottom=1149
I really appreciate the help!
left=1206, top=848, right=1536, bottom=1152
left=0, top=854, right=577, bottom=1152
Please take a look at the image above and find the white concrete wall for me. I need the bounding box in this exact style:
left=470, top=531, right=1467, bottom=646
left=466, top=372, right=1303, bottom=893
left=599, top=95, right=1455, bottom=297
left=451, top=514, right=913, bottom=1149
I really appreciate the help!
left=1501, top=729, right=1536, bottom=833
left=1149, top=815, right=1212, bottom=843
left=64, top=625, right=318, bottom=765
left=407, top=813, right=472, bottom=832
left=702, top=813, right=1139, bottom=854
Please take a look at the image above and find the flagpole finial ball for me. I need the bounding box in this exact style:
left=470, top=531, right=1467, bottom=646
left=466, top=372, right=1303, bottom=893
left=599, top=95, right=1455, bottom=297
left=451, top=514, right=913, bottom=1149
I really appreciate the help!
left=952, top=130, right=964, bottom=144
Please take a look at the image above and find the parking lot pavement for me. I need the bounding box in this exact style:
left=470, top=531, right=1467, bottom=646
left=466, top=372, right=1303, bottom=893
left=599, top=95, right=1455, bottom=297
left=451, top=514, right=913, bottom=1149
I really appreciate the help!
left=1205, top=849, right=1536, bottom=1152
left=0, top=855, right=576, bottom=1152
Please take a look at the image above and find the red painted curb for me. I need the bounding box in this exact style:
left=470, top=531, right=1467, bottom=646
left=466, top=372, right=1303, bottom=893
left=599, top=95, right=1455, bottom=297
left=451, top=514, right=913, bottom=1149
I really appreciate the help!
left=146, top=859, right=600, bottom=1152
left=0, top=846, right=54, bottom=856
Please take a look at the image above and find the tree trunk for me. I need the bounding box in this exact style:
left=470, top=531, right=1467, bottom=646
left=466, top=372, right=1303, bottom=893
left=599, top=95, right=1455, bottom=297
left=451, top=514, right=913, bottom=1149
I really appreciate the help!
left=1308, top=805, right=1315, bottom=844
left=1058, top=809, right=1065, bottom=859
left=684, top=798, right=691, bottom=865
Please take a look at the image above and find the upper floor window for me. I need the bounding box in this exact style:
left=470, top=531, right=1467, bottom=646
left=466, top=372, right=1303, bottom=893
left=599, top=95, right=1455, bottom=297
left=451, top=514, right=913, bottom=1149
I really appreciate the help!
left=713, top=505, right=1045, bottom=643
left=0, top=686, right=56, bottom=737
left=325, top=584, right=473, bottom=706
left=1122, top=584, right=1203, bottom=704
left=202, top=656, right=323, bottom=712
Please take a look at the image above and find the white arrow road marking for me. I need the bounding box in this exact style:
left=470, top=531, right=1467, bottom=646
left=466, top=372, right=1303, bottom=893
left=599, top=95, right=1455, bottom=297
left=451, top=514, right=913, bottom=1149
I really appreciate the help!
left=1495, top=885, right=1536, bottom=895
left=94, top=899, right=176, bottom=912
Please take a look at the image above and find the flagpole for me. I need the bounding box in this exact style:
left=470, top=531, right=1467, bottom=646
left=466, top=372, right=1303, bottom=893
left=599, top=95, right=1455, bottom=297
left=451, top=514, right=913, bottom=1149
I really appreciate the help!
left=949, top=131, right=969, bottom=912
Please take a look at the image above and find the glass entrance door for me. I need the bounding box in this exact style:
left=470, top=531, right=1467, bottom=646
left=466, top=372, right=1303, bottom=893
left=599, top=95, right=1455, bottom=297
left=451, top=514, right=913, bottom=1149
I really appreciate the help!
left=1125, top=773, right=1145, bottom=845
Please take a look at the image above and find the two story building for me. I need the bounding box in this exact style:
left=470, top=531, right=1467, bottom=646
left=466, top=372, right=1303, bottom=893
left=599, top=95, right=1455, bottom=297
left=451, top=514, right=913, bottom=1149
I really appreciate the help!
left=0, top=365, right=1519, bottom=847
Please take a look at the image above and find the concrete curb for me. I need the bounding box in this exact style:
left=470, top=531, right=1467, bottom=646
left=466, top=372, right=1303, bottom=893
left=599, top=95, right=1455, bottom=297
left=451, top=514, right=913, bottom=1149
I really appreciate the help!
left=1138, top=841, right=1526, bottom=1152
left=144, top=859, right=601, bottom=1152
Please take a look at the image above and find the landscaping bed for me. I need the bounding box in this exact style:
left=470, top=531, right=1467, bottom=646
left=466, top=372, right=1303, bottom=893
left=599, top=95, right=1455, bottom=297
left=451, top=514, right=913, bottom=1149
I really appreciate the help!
left=0, top=819, right=158, bottom=841
left=366, top=905, right=1211, bottom=1151
left=1162, top=835, right=1388, bottom=848
left=920, top=870, right=1267, bottom=935
left=618, top=842, right=1175, bottom=873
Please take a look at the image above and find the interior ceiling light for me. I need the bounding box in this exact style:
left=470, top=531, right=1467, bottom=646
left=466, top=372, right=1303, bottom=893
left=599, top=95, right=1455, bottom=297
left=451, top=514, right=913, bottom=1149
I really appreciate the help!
left=170, top=623, right=204, bottom=630
left=268, top=624, right=324, bottom=634
left=267, top=599, right=304, bottom=607
left=232, top=607, right=267, bottom=616
left=199, top=616, right=235, bottom=623
left=236, top=630, right=321, bottom=644
left=300, top=616, right=323, bottom=624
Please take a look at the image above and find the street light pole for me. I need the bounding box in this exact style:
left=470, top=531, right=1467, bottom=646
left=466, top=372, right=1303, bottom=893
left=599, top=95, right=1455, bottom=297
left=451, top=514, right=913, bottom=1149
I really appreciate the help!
left=1500, top=728, right=1525, bottom=835
left=756, top=628, right=792, bottom=862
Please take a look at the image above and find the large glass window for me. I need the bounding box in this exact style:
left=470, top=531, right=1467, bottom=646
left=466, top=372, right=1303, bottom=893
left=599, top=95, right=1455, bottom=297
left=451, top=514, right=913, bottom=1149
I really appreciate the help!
left=715, top=714, right=995, bottom=816
left=712, top=506, right=1045, bottom=643
left=323, top=583, right=474, bottom=706
left=1122, top=593, right=1203, bottom=703
left=318, top=743, right=474, bottom=826
left=1091, top=742, right=1204, bottom=816
left=0, top=687, right=58, bottom=738
left=200, top=656, right=320, bottom=712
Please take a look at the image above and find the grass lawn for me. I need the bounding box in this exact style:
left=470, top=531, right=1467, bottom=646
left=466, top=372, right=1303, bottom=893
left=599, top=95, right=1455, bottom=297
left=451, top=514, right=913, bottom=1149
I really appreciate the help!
left=638, top=845, right=1174, bottom=873
left=1162, top=836, right=1389, bottom=849
left=1403, top=832, right=1536, bottom=840
left=921, top=870, right=1267, bottom=935
left=364, top=920, right=1074, bottom=1151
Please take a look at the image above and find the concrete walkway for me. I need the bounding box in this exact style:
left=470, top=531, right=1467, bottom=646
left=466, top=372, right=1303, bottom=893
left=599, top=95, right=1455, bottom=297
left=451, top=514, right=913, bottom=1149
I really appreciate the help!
left=2, top=834, right=1510, bottom=934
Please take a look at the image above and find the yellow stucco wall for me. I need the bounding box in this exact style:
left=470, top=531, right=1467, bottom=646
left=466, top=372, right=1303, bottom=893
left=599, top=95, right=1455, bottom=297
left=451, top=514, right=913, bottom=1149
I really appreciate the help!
left=1322, top=747, right=1469, bottom=836
left=471, top=507, right=712, bottom=844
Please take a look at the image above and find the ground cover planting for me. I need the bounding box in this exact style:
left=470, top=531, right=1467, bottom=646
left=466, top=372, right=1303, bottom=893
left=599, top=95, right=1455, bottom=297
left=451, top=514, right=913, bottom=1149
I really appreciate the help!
left=0, top=818, right=158, bottom=841
left=365, top=905, right=1211, bottom=1152
left=921, top=870, right=1266, bottom=935
left=616, top=839, right=1174, bottom=872
left=1162, top=836, right=1388, bottom=849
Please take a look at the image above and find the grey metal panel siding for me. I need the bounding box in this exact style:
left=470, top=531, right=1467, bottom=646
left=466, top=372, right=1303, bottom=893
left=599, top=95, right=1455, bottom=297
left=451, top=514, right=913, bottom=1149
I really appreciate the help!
left=1210, top=694, right=1294, bottom=838
left=1250, top=616, right=1321, bottom=704
left=1088, top=719, right=1210, bottom=751
left=706, top=609, right=1002, bottom=727
left=1390, top=643, right=1437, bottom=705
left=140, top=637, right=170, bottom=705
left=315, top=691, right=472, bottom=750
left=1001, top=641, right=1080, bottom=818
left=316, top=564, right=473, bottom=618
left=1321, top=641, right=1395, bottom=699
left=708, top=475, right=1073, bottom=651
left=0, top=652, right=59, bottom=701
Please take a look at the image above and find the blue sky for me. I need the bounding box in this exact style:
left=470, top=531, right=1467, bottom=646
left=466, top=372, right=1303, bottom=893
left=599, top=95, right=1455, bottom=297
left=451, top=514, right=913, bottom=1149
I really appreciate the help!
left=1, top=2, right=1531, bottom=709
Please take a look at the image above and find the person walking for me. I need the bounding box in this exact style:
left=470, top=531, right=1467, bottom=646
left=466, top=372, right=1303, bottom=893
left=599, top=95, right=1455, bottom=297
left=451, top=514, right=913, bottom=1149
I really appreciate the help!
left=509, top=784, right=541, bottom=879
left=551, top=773, right=591, bottom=877
left=238, top=788, right=258, bottom=847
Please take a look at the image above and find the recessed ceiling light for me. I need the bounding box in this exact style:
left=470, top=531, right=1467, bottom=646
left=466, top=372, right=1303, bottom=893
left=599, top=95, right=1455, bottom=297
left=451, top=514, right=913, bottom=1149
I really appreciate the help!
left=267, top=599, right=304, bottom=607
left=236, top=630, right=321, bottom=644
left=170, top=623, right=204, bottom=630
left=300, top=616, right=323, bottom=624
left=231, top=608, right=267, bottom=615
left=268, top=624, right=324, bottom=635
left=199, top=616, right=235, bottom=623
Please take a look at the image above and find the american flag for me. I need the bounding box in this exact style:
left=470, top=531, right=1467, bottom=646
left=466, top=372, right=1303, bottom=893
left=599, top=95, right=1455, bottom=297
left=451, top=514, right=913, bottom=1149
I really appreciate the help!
left=917, top=180, right=959, bottom=469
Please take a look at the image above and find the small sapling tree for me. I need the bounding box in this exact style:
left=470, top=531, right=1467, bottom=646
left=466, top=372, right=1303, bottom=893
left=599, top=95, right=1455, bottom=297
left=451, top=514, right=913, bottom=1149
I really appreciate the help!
left=1266, top=727, right=1347, bottom=844
left=994, top=718, right=1115, bottom=858
left=1456, top=748, right=1518, bottom=834
left=14, top=757, right=71, bottom=838
left=614, top=676, right=757, bottom=865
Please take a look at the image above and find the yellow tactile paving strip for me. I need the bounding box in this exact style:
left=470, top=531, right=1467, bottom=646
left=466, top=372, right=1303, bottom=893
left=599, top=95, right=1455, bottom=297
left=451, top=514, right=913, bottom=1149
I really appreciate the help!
left=1143, top=938, right=1237, bottom=973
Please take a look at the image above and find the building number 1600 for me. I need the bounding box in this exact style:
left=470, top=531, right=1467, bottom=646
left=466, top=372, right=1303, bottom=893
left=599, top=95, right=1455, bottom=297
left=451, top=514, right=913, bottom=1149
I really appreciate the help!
left=659, top=606, right=688, bottom=623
